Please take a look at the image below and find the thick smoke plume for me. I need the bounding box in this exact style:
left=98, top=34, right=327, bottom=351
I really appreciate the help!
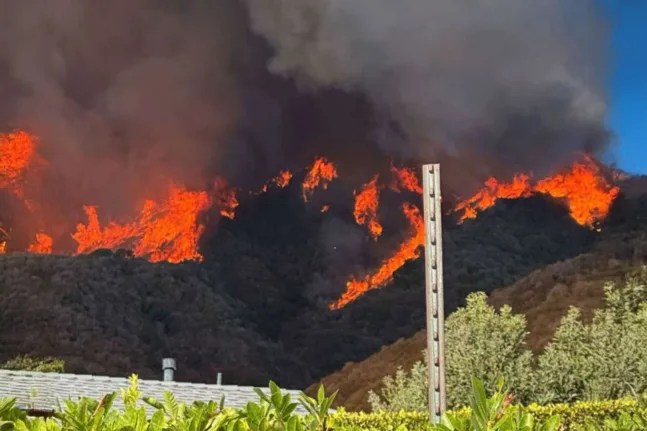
left=0, top=0, right=245, bottom=215
left=0, top=0, right=613, bottom=229
left=244, top=0, right=612, bottom=189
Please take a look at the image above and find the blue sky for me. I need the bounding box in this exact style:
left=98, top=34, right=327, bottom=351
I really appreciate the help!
left=603, top=0, right=647, bottom=174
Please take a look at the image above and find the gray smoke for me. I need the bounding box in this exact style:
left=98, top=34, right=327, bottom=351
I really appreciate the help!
left=0, top=0, right=614, bottom=237
left=244, top=0, right=612, bottom=180
left=0, top=0, right=243, bottom=214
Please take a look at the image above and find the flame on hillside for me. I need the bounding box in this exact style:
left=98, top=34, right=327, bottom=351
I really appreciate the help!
left=331, top=201, right=424, bottom=310
left=0, top=128, right=624, bottom=309
left=390, top=163, right=423, bottom=194
left=353, top=175, right=383, bottom=240
left=27, top=233, right=53, bottom=254
left=73, top=185, right=212, bottom=263
left=213, top=177, right=239, bottom=220
left=453, top=157, right=620, bottom=227
left=302, top=157, right=338, bottom=201
left=0, top=130, right=39, bottom=197
left=274, top=170, right=293, bottom=188
left=331, top=166, right=426, bottom=310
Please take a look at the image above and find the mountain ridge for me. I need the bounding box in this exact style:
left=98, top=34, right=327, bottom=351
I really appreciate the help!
left=0, top=181, right=644, bottom=401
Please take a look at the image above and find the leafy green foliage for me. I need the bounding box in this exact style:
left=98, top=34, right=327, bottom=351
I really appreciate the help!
left=369, top=267, right=647, bottom=410
left=443, top=294, right=534, bottom=407
left=368, top=292, right=534, bottom=410
left=0, top=376, right=563, bottom=431
left=1, top=356, right=64, bottom=373
left=536, top=267, right=647, bottom=403
left=367, top=358, right=428, bottom=413
left=433, top=378, right=560, bottom=431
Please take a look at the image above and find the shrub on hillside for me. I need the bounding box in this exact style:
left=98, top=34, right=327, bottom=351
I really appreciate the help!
left=369, top=292, right=534, bottom=410
left=369, top=267, right=647, bottom=410
left=536, top=267, right=647, bottom=403
left=1, top=354, right=65, bottom=373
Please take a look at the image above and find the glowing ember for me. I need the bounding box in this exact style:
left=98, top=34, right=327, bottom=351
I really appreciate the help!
left=390, top=163, right=423, bottom=194
left=331, top=202, right=424, bottom=310
left=0, top=130, right=38, bottom=196
left=535, top=159, right=620, bottom=226
left=353, top=175, right=383, bottom=240
left=453, top=158, right=619, bottom=227
left=453, top=174, right=532, bottom=222
left=254, top=170, right=294, bottom=195
left=302, top=157, right=338, bottom=201
left=213, top=177, right=239, bottom=219
left=321, top=205, right=330, bottom=213
left=273, top=170, right=293, bottom=188
left=28, top=233, right=53, bottom=254
left=73, top=184, right=211, bottom=263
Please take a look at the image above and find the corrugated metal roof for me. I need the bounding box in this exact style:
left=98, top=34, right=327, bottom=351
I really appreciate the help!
left=0, top=370, right=308, bottom=415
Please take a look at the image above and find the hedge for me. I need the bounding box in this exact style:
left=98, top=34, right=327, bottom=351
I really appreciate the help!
left=331, top=398, right=647, bottom=430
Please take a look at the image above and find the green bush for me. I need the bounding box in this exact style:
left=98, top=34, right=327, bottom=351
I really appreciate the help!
left=369, top=267, right=647, bottom=410
left=0, top=375, right=559, bottom=431
left=369, top=292, right=534, bottom=410
left=337, top=398, right=647, bottom=431
left=1, top=355, right=65, bottom=373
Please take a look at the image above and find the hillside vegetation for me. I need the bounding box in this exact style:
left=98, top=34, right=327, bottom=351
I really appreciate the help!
left=308, top=194, right=647, bottom=410
left=0, top=185, right=645, bottom=395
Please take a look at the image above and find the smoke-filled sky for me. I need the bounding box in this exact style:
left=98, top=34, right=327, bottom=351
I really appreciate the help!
left=0, top=0, right=616, bottom=212
left=602, top=0, right=647, bottom=174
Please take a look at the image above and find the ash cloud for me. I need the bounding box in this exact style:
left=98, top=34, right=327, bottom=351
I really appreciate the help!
left=0, top=0, right=244, bottom=214
left=0, top=0, right=615, bottom=246
left=243, top=0, right=613, bottom=186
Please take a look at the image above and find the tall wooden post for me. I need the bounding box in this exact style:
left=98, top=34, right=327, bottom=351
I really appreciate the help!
left=422, top=164, right=446, bottom=424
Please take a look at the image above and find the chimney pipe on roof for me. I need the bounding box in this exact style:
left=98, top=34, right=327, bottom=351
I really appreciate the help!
left=162, top=358, right=176, bottom=382
left=217, top=372, right=222, bottom=386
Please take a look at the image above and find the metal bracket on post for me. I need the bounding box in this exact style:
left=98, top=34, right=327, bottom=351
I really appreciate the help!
left=422, top=164, right=446, bottom=424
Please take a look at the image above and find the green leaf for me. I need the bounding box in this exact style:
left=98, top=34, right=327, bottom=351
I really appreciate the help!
left=538, top=415, right=562, bottom=431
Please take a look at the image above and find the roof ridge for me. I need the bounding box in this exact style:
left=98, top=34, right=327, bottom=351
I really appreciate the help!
left=0, top=369, right=301, bottom=392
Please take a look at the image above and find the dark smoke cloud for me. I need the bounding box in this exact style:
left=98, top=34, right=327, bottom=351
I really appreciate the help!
left=0, top=0, right=244, bottom=214
left=243, top=0, right=613, bottom=185
left=0, top=0, right=614, bottom=242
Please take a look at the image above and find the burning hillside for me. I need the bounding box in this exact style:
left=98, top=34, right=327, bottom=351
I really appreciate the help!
left=452, top=157, right=620, bottom=228
left=0, top=127, right=624, bottom=310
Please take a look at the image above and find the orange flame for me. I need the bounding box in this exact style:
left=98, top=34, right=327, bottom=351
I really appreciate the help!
left=0, top=130, right=38, bottom=197
left=453, top=158, right=619, bottom=227
left=254, top=170, right=293, bottom=195
left=28, top=233, right=54, bottom=254
left=213, top=177, right=239, bottom=219
left=390, top=163, right=423, bottom=194
left=72, top=184, right=211, bottom=263
left=453, top=174, right=533, bottom=222
left=353, top=175, right=383, bottom=240
left=331, top=202, right=424, bottom=310
left=274, top=170, right=293, bottom=188
left=302, top=157, right=338, bottom=201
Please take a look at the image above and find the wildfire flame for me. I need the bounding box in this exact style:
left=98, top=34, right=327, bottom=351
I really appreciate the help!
left=274, top=170, right=293, bottom=188
left=331, top=202, right=424, bottom=310
left=72, top=184, right=212, bottom=263
left=213, top=177, right=239, bottom=220
left=453, top=157, right=620, bottom=227
left=0, top=127, right=626, bottom=309
left=353, top=175, right=383, bottom=240
left=302, top=157, right=338, bottom=201
left=0, top=130, right=39, bottom=197
left=390, top=163, right=423, bottom=194
left=28, top=233, right=54, bottom=254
